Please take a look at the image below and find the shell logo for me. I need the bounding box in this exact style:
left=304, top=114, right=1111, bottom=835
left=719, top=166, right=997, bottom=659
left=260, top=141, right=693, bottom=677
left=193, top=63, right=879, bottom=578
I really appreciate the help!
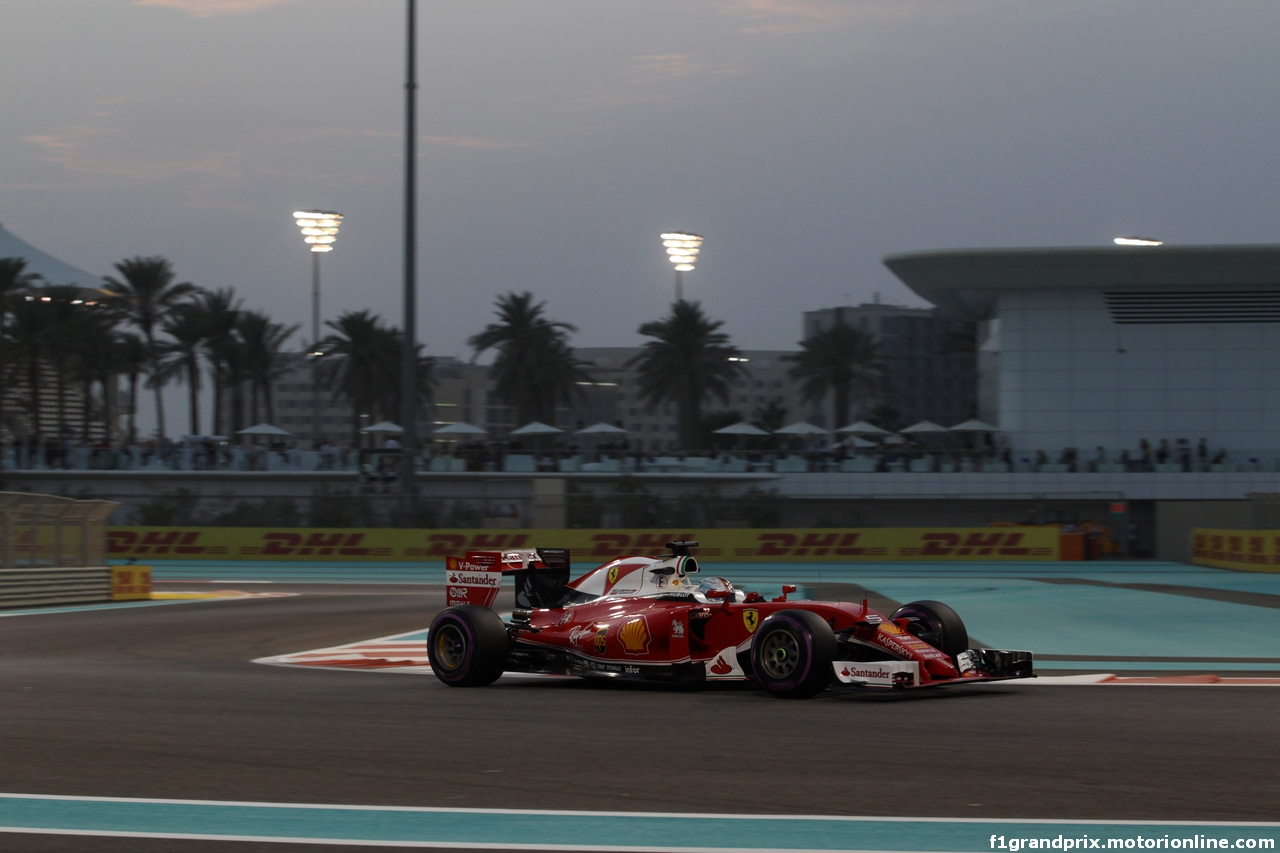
left=881, top=623, right=903, bottom=635
left=619, top=617, right=650, bottom=655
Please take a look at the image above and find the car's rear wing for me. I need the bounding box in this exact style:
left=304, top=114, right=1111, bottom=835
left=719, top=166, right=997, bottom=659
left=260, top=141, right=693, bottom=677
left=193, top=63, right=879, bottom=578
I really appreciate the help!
left=445, top=548, right=571, bottom=609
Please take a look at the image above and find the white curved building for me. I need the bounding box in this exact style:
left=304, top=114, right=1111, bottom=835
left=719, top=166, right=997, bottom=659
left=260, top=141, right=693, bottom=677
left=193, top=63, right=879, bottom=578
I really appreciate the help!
left=885, top=245, right=1280, bottom=462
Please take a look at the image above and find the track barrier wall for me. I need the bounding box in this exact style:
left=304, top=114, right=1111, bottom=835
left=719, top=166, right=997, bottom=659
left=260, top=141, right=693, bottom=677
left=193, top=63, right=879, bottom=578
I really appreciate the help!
left=106, top=526, right=1062, bottom=562
left=1191, top=528, right=1280, bottom=573
left=0, top=492, right=120, bottom=608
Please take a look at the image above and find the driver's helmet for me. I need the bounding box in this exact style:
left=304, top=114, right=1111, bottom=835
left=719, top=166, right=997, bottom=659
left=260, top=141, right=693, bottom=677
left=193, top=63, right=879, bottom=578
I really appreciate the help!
left=693, top=576, right=738, bottom=603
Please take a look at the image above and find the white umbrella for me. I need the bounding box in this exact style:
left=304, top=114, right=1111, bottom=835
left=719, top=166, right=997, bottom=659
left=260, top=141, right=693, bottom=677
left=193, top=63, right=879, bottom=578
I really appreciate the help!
left=236, top=424, right=291, bottom=437
left=509, top=421, right=564, bottom=437
left=433, top=421, right=487, bottom=436
left=900, top=420, right=949, bottom=434
left=713, top=422, right=770, bottom=436
left=360, top=421, right=404, bottom=434
left=837, top=420, right=890, bottom=436
left=843, top=436, right=876, bottom=449
left=949, top=418, right=999, bottom=432
left=575, top=422, right=629, bottom=436
left=775, top=422, right=829, bottom=435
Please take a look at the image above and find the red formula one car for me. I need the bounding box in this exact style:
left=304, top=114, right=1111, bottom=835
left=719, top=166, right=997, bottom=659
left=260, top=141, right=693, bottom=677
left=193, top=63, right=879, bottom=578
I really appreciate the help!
left=427, top=542, right=1034, bottom=698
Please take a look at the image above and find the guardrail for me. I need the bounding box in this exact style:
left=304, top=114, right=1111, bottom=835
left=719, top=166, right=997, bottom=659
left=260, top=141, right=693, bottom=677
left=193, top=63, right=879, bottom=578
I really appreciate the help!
left=0, top=566, right=112, bottom=607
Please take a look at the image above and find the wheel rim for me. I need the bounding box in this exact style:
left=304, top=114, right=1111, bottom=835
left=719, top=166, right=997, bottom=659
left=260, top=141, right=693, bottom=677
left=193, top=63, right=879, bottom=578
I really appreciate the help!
left=901, top=611, right=942, bottom=647
left=757, top=629, right=801, bottom=680
left=432, top=623, right=467, bottom=671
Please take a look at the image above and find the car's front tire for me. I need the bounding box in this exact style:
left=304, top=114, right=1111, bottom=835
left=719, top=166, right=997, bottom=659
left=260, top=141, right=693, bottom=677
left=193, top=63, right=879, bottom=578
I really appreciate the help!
left=427, top=605, right=508, bottom=687
left=751, top=610, right=836, bottom=698
left=890, top=600, right=968, bottom=660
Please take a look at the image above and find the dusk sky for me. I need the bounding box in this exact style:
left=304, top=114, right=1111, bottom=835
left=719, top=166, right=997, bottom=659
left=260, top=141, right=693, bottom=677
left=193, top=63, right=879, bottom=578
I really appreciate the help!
left=5, top=1, right=1280, bottom=369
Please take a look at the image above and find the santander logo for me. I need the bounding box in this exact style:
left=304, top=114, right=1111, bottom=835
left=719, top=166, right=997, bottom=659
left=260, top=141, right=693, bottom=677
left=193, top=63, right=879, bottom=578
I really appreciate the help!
left=451, top=573, right=499, bottom=586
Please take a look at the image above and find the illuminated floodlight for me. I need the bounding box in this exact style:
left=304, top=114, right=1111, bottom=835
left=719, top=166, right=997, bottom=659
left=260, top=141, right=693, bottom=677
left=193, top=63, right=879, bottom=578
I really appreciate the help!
left=295, top=210, right=343, bottom=253
left=662, top=231, right=703, bottom=272
left=1113, top=236, right=1162, bottom=246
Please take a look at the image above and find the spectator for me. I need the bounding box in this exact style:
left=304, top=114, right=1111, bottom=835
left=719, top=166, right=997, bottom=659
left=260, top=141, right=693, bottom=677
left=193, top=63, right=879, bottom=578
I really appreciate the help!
left=1176, top=438, right=1190, bottom=471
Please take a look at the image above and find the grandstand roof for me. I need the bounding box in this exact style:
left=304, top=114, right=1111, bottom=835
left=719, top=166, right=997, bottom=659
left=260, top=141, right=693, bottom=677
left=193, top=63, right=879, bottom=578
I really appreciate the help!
left=0, top=224, right=107, bottom=290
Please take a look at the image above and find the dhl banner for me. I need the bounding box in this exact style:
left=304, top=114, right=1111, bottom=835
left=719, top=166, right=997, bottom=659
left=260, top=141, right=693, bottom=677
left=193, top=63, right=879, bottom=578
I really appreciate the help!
left=106, top=527, right=1060, bottom=563
left=1191, top=529, right=1280, bottom=573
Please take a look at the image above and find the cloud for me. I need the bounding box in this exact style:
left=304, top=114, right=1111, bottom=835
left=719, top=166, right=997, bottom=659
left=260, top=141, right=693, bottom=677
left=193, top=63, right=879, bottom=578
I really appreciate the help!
left=22, top=104, right=237, bottom=181
left=572, top=53, right=741, bottom=110
left=719, top=0, right=864, bottom=35
left=421, top=135, right=532, bottom=151
left=132, top=0, right=298, bottom=17
left=630, top=54, right=722, bottom=82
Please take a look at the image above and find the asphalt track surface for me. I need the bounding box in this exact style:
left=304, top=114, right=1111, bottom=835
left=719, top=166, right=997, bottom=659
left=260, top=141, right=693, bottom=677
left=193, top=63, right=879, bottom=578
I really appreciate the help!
left=1, top=572, right=1278, bottom=851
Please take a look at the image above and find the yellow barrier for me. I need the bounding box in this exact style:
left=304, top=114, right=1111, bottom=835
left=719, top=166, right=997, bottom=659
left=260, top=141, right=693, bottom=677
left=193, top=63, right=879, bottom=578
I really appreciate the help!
left=106, top=527, right=1060, bottom=562
left=1191, top=528, right=1280, bottom=573
left=110, top=564, right=152, bottom=600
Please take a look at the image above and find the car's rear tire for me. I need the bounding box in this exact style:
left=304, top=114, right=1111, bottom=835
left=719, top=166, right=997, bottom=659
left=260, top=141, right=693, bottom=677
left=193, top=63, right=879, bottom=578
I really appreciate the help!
left=751, top=610, right=836, bottom=698
left=427, top=605, right=508, bottom=687
left=890, top=600, right=968, bottom=659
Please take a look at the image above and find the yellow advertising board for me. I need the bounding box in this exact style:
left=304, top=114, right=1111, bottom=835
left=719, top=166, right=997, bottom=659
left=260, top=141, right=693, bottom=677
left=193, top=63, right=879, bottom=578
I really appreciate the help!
left=111, top=564, right=152, bottom=600
left=106, top=527, right=1060, bottom=563
left=1191, top=528, right=1280, bottom=573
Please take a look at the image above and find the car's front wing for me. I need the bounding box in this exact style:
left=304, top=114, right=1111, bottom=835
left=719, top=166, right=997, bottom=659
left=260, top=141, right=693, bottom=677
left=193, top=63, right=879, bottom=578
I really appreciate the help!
left=832, top=649, right=1034, bottom=689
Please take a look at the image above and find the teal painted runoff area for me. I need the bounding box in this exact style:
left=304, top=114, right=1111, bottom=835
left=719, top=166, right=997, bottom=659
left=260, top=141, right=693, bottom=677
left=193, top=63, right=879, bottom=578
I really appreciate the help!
left=135, top=558, right=1280, bottom=669
left=1, top=796, right=1276, bottom=850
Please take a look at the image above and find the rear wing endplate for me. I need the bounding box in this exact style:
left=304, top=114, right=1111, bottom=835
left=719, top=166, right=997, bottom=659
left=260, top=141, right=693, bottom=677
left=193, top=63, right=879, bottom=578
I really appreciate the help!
left=445, top=548, right=571, bottom=609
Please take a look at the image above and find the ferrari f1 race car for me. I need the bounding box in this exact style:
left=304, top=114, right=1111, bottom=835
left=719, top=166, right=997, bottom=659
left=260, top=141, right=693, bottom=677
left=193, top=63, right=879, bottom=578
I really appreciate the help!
left=427, top=542, right=1034, bottom=698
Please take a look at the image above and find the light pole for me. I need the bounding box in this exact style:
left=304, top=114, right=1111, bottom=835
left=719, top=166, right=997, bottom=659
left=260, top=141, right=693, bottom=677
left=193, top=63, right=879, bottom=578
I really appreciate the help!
left=661, top=231, right=702, bottom=301
left=293, top=209, right=342, bottom=449
left=400, top=0, right=419, bottom=507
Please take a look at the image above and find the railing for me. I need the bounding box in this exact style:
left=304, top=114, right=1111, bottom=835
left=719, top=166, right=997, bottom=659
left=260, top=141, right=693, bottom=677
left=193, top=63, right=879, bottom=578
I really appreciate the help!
left=4, top=445, right=1275, bottom=476
left=0, top=492, right=120, bottom=568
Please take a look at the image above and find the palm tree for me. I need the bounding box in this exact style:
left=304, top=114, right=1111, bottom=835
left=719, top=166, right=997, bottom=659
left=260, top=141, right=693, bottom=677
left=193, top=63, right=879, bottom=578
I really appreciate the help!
left=629, top=300, right=745, bottom=450
left=191, top=288, right=241, bottom=436
left=388, top=338, right=436, bottom=435
left=115, top=333, right=149, bottom=444
left=6, top=297, right=57, bottom=444
left=155, top=302, right=208, bottom=436
left=235, top=310, right=298, bottom=425
left=103, top=256, right=196, bottom=440
left=0, top=258, right=42, bottom=439
left=67, top=307, right=121, bottom=441
left=784, top=322, right=882, bottom=429
left=317, top=310, right=401, bottom=440
left=468, top=292, right=590, bottom=425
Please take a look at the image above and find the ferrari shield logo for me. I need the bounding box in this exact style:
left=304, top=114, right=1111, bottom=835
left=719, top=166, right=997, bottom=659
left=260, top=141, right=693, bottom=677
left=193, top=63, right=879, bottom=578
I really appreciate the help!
left=607, top=565, right=620, bottom=585
left=743, top=609, right=760, bottom=633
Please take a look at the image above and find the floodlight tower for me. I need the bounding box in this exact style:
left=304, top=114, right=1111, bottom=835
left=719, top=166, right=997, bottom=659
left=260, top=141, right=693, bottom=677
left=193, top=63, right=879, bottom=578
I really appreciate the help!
left=293, top=209, right=342, bottom=448
left=662, top=231, right=703, bottom=301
